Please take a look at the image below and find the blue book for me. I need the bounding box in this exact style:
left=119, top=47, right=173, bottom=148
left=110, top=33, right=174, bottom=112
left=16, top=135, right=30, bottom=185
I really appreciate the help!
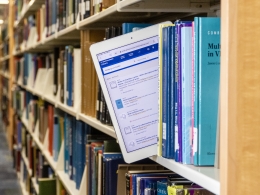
left=102, top=153, right=125, bottom=195
left=193, top=17, right=220, bottom=166
left=66, top=46, right=74, bottom=106
left=65, top=46, right=69, bottom=105
left=68, top=117, right=74, bottom=179
left=157, top=181, right=167, bottom=195
left=107, top=157, right=125, bottom=195
left=169, top=26, right=176, bottom=159
left=132, top=173, right=176, bottom=195
left=174, top=20, right=181, bottom=162
left=76, top=121, right=84, bottom=189
left=176, top=21, right=192, bottom=163
left=180, top=22, right=192, bottom=164
left=64, top=113, right=69, bottom=173
left=162, top=26, right=168, bottom=158
left=122, top=23, right=152, bottom=34
left=72, top=118, right=77, bottom=181
left=139, top=178, right=167, bottom=195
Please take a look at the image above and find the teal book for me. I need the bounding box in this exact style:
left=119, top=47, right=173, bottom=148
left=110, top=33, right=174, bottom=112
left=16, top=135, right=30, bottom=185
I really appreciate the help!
left=193, top=17, right=220, bottom=166
left=157, top=181, right=167, bottom=195
left=122, top=23, right=152, bottom=34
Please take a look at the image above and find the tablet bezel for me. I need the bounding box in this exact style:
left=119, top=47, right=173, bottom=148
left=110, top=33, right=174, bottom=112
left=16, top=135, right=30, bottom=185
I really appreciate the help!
left=90, top=21, right=172, bottom=163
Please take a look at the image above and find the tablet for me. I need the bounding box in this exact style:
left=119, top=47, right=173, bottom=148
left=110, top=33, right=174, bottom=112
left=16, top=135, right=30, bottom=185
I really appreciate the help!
left=90, top=21, right=172, bottom=163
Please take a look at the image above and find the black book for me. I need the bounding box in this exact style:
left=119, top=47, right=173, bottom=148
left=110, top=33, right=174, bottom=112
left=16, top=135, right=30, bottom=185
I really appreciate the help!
left=96, top=82, right=101, bottom=120
left=53, top=47, right=59, bottom=96
left=100, top=90, right=107, bottom=124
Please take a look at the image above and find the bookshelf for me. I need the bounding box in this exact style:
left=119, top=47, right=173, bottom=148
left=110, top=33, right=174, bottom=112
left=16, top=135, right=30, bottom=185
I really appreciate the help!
left=14, top=0, right=45, bottom=28
left=3, top=0, right=242, bottom=195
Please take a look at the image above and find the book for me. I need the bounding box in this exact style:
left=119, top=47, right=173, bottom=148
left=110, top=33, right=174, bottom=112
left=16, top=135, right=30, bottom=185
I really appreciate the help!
left=75, top=120, right=85, bottom=189
left=81, top=30, right=104, bottom=117
left=53, top=47, right=59, bottom=96
left=117, top=164, right=165, bottom=195
left=139, top=177, right=167, bottom=195
left=157, top=181, right=167, bottom=195
left=193, top=17, right=220, bottom=166
left=180, top=22, right=192, bottom=164
left=53, top=112, right=60, bottom=161
left=73, top=48, right=82, bottom=111
left=66, top=45, right=74, bottom=107
left=122, top=23, right=152, bottom=34
left=48, top=104, right=54, bottom=156
left=38, top=178, right=56, bottom=195
left=158, top=23, right=173, bottom=157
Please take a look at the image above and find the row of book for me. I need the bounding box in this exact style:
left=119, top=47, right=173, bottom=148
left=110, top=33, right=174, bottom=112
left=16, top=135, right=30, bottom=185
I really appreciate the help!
left=12, top=87, right=118, bottom=190
left=158, top=17, right=220, bottom=166
left=13, top=0, right=117, bottom=49
left=13, top=114, right=70, bottom=195
left=1, top=76, right=9, bottom=126
left=123, top=168, right=214, bottom=195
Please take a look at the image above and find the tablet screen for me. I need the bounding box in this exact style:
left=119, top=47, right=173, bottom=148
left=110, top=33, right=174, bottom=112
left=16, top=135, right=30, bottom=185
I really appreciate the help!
left=96, top=36, right=159, bottom=153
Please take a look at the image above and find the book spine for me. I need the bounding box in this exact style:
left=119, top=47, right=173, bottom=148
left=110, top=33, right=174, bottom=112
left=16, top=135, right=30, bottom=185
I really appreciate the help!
left=100, top=90, right=106, bottom=124
left=174, top=22, right=179, bottom=162
left=181, top=24, right=192, bottom=164
left=96, top=82, right=101, bottom=120
left=53, top=48, right=59, bottom=96
left=193, top=17, right=199, bottom=165
left=85, top=0, right=90, bottom=18
left=76, top=122, right=84, bottom=189
left=169, top=26, right=175, bottom=159
left=72, top=118, right=76, bottom=181
left=68, top=117, right=73, bottom=179
left=53, top=114, right=59, bottom=161
left=52, top=0, right=57, bottom=34
left=63, top=0, right=66, bottom=29
left=197, top=17, right=220, bottom=165
left=73, top=121, right=78, bottom=184
left=191, top=21, right=195, bottom=165
left=86, top=144, right=92, bottom=195
left=162, top=26, right=167, bottom=158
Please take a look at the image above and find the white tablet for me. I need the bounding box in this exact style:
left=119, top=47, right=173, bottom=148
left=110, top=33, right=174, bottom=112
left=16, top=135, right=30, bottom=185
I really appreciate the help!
left=90, top=21, right=172, bottom=163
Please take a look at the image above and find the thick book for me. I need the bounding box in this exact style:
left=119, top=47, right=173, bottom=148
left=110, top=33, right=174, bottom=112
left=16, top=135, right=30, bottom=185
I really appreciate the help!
left=193, top=17, right=220, bottom=166
left=158, top=23, right=173, bottom=157
left=38, top=178, right=56, bottom=195
left=81, top=30, right=104, bottom=116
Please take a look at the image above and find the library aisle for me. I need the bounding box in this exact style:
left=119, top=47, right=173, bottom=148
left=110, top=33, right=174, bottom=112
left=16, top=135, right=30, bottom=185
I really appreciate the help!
left=0, top=121, right=22, bottom=195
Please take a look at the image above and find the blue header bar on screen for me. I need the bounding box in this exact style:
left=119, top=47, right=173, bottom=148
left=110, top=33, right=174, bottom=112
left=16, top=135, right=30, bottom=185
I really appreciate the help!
left=97, top=36, right=159, bottom=75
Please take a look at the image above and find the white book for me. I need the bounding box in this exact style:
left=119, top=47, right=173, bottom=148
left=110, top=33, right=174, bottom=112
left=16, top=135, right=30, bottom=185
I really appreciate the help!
left=73, top=48, right=82, bottom=111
